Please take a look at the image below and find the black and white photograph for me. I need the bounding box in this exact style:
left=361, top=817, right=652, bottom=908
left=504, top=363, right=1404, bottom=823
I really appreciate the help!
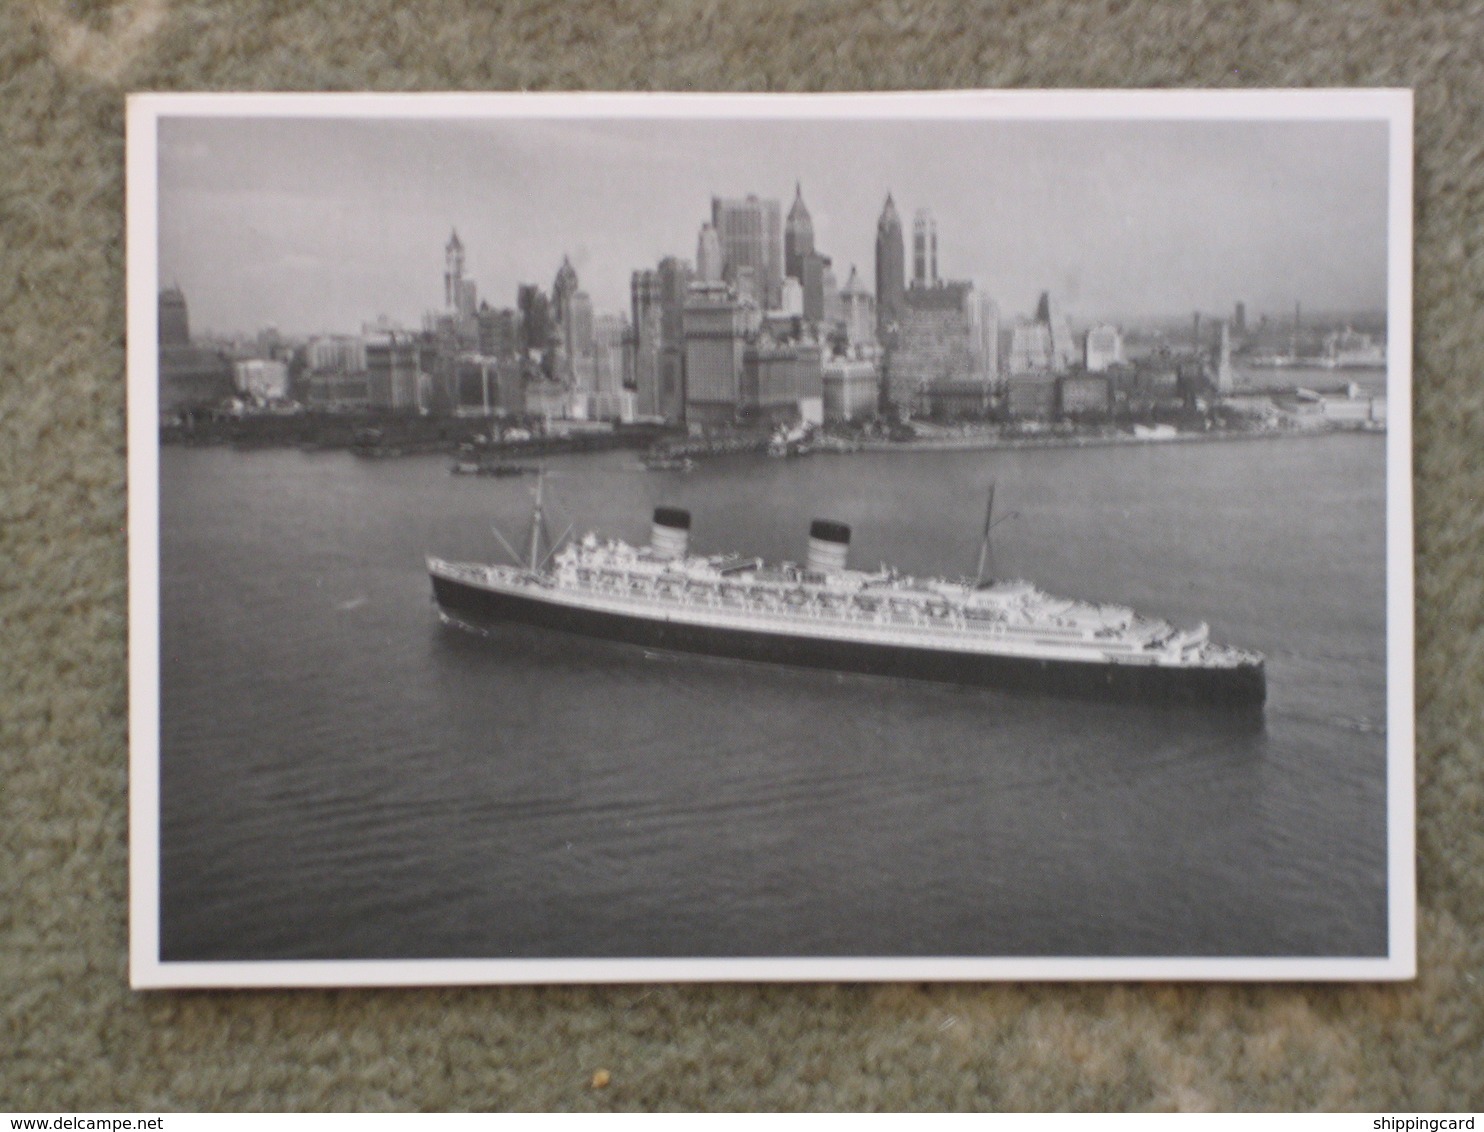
left=127, top=90, right=1414, bottom=985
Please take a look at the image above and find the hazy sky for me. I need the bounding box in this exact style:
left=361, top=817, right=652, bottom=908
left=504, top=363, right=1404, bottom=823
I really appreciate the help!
left=157, top=114, right=1392, bottom=336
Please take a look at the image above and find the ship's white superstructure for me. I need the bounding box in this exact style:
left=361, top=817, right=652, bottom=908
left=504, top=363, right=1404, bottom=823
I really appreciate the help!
left=430, top=531, right=1257, bottom=671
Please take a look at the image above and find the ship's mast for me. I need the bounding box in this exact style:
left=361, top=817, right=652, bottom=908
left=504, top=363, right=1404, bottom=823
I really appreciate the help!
left=975, top=483, right=996, bottom=586
left=527, top=470, right=546, bottom=570
left=974, top=484, right=1018, bottom=587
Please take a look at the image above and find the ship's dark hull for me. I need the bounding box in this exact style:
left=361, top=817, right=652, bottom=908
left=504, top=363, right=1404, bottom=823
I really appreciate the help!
left=430, top=573, right=1267, bottom=709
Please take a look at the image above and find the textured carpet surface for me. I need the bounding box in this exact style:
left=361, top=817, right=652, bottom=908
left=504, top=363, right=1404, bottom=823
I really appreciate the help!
left=2, top=0, right=1482, bottom=1112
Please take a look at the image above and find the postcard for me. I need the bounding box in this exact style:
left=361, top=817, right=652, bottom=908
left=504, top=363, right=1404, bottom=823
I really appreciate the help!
left=127, top=89, right=1414, bottom=986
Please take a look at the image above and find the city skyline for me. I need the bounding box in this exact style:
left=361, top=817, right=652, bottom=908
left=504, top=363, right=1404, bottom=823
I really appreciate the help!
left=158, top=114, right=1391, bottom=338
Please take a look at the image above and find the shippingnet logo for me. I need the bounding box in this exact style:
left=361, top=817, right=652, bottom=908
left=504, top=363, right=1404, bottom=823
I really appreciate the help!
left=9, top=1120, right=163, bottom=1130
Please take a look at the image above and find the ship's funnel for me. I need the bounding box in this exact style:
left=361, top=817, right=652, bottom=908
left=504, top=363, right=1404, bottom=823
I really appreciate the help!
left=806, top=519, right=851, bottom=573
left=650, top=506, right=692, bottom=559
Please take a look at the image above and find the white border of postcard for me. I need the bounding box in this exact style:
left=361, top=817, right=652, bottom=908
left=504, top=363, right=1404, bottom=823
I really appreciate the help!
left=127, top=88, right=1415, bottom=988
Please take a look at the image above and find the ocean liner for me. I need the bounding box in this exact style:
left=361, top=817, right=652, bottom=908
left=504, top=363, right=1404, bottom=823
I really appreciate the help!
left=427, top=482, right=1266, bottom=708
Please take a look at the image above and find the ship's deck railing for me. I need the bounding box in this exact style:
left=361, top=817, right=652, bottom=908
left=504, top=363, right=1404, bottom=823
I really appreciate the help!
left=437, top=557, right=1256, bottom=666
left=432, top=560, right=507, bottom=587
left=550, top=564, right=1178, bottom=653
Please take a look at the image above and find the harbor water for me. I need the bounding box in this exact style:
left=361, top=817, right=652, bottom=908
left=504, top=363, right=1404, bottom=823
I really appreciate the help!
left=158, top=432, right=1390, bottom=960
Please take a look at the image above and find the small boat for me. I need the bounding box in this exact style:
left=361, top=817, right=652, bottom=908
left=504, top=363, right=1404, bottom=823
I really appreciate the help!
left=642, top=454, right=696, bottom=473
left=451, top=462, right=540, bottom=477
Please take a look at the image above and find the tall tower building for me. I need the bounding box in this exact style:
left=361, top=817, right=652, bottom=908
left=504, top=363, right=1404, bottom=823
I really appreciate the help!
left=711, top=194, right=782, bottom=310
left=562, top=288, right=595, bottom=392
left=656, top=256, right=694, bottom=422
left=1035, top=291, right=1076, bottom=372
left=784, top=182, right=815, bottom=283
left=820, top=260, right=842, bottom=329
left=840, top=266, right=876, bottom=350
left=444, top=230, right=465, bottom=311
left=590, top=313, right=628, bottom=396
left=683, top=282, right=760, bottom=426
left=657, top=257, right=693, bottom=349
left=780, top=277, right=804, bottom=317
left=1214, top=320, right=1234, bottom=393
left=630, top=269, right=664, bottom=417
left=1008, top=321, right=1054, bottom=376
left=890, top=280, right=978, bottom=408
left=801, top=251, right=831, bottom=324
left=630, top=270, right=662, bottom=342
left=552, top=256, right=579, bottom=329
left=912, top=209, right=938, bottom=287
left=696, top=223, right=723, bottom=283
left=437, top=229, right=477, bottom=346
left=475, top=304, right=521, bottom=361
left=550, top=255, right=583, bottom=379
left=1084, top=324, right=1124, bottom=373
left=455, top=279, right=478, bottom=325
left=158, top=286, right=190, bottom=345
left=567, top=292, right=594, bottom=358
left=971, top=292, right=1000, bottom=381
left=874, top=194, right=905, bottom=342
left=517, top=284, right=552, bottom=356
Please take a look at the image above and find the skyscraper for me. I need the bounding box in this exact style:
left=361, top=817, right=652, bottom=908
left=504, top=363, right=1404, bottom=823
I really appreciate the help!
left=840, top=266, right=876, bottom=350
left=1214, top=321, right=1234, bottom=393
left=889, top=280, right=979, bottom=408
left=552, top=256, right=579, bottom=328
left=455, top=279, right=478, bottom=325
left=800, top=251, right=830, bottom=324
left=874, top=194, right=905, bottom=342
left=1035, top=291, right=1076, bottom=371
left=567, top=291, right=594, bottom=359
left=1009, top=293, right=1076, bottom=377
left=1007, top=321, right=1054, bottom=376
left=696, top=222, right=723, bottom=283
left=656, top=256, right=694, bottom=422
left=784, top=182, right=815, bottom=283
left=971, top=292, right=1000, bottom=381
left=900, top=203, right=950, bottom=406
left=444, top=230, right=465, bottom=311
left=1084, top=324, right=1123, bottom=373
left=820, top=260, right=842, bottom=330
left=780, top=277, right=804, bottom=317
left=439, top=230, right=478, bottom=346
left=158, top=285, right=235, bottom=410
left=630, top=269, right=663, bottom=417
left=912, top=209, right=938, bottom=287
left=551, top=256, right=585, bottom=376
left=711, top=194, right=782, bottom=310
left=158, top=285, right=189, bottom=345
left=657, top=257, right=692, bottom=350
left=475, top=304, right=520, bottom=361
left=517, top=284, right=552, bottom=357
left=684, top=281, right=761, bottom=426
left=591, top=313, right=628, bottom=396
